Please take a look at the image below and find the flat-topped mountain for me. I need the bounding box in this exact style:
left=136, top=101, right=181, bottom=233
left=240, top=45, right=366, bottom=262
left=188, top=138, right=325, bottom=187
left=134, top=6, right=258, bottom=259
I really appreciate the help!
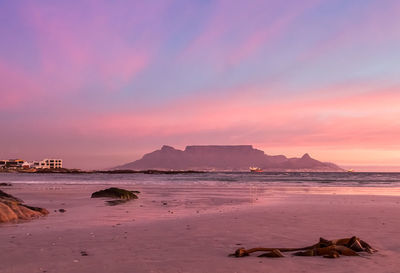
left=114, top=145, right=343, bottom=172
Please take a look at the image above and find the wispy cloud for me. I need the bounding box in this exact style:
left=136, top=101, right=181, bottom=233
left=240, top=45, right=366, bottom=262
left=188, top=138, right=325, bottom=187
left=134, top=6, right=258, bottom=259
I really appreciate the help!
left=0, top=60, right=42, bottom=110
left=56, top=82, right=400, bottom=153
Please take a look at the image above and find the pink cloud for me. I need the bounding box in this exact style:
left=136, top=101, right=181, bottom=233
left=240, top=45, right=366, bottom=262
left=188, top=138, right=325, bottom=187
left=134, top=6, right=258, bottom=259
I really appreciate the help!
left=179, top=0, right=233, bottom=59
left=99, top=49, right=150, bottom=92
left=20, top=2, right=157, bottom=93
left=8, top=79, right=399, bottom=168
left=226, top=0, right=320, bottom=67
left=0, top=61, right=42, bottom=110
left=56, top=81, right=400, bottom=154
left=180, top=0, right=321, bottom=69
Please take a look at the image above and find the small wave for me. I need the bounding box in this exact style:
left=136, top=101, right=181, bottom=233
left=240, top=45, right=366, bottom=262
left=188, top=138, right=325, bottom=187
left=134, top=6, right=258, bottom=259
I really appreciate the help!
left=1, top=172, right=400, bottom=187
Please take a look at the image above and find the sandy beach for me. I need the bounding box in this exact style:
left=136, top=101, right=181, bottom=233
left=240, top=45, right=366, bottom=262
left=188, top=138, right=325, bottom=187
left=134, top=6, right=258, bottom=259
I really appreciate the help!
left=1, top=183, right=400, bottom=273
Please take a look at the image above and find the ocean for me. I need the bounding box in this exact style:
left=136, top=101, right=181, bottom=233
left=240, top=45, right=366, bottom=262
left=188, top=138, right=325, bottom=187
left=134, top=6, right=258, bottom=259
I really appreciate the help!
left=1, top=172, right=400, bottom=187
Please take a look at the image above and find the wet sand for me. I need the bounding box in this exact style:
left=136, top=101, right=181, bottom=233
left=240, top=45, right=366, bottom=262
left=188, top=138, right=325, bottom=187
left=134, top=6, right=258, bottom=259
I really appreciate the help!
left=1, top=183, right=400, bottom=273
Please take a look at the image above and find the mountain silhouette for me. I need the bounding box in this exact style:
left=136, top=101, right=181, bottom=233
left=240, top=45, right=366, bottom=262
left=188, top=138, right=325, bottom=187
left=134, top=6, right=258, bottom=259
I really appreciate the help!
left=114, top=145, right=343, bottom=172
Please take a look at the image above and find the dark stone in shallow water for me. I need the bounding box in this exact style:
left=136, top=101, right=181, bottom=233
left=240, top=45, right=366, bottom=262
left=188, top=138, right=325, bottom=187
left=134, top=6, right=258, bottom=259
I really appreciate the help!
left=91, top=187, right=139, bottom=205
left=0, top=183, right=12, bottom=186
left=91, top=187, right=139, bottom=200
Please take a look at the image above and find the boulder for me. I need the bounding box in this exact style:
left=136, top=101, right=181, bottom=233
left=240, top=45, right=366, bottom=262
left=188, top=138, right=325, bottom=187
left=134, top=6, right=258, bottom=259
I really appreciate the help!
left=0, top=190, right=49, bottom=223
left=91, top=187, right=139, bottom=205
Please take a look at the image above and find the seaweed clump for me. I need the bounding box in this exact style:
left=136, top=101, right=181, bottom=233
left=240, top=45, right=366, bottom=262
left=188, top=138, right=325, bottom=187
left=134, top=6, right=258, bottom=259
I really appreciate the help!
left=230, top=236, right=376, bottom=259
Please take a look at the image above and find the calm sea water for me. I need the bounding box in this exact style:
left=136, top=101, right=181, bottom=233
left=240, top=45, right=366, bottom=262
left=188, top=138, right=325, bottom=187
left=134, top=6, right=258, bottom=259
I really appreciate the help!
left=1, top=172, right=400, bottom=187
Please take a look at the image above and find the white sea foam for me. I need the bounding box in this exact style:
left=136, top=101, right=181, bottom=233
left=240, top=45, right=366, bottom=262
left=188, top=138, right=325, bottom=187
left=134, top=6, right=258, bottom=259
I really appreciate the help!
left=1, top=172, right=400, bottom=188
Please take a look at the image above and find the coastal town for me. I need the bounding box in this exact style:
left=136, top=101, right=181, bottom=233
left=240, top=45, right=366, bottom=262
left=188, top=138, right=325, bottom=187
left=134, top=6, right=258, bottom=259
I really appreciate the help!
left=0, top=158, right=63, bottom=172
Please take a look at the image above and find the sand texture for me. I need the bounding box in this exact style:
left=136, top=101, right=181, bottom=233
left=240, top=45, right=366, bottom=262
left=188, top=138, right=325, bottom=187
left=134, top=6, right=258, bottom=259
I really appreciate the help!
left=0, top=183, right=399, bottom=273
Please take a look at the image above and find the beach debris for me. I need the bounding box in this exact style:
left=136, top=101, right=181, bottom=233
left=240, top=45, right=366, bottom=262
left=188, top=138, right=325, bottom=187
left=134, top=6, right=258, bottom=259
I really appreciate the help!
left=230, top=236, right=377, bottom=259
left=91, top=187, right=139, bottom=206
left=0, top=190, right=49, bottom=223
left=293, top=245, right=358, bottom=257
left=80, top=250, right=89, bottom=256
left=58, top=209, right=66, bottom=213
left=258, top=249, right=284, bottom=258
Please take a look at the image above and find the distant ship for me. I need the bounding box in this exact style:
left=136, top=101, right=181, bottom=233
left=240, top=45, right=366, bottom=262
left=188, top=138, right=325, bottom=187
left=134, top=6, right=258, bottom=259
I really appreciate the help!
left=249, top=167, right=263, bottom=172
left=347, top=169, right=355, bottom=172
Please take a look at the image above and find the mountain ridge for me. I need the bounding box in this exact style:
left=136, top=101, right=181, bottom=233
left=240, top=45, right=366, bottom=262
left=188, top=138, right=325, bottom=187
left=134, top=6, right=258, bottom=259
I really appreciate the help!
left=114, top=145, right=343, bottom=172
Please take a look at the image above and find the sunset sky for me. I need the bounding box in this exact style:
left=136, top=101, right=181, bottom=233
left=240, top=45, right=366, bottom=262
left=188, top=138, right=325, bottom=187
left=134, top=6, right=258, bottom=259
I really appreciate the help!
left=1, top=0, right=400, bottom=170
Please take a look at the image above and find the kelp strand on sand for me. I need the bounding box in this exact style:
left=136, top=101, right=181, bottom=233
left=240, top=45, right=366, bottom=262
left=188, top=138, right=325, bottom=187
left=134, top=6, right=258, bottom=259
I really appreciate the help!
left=230, top=236, right=376, bottom=259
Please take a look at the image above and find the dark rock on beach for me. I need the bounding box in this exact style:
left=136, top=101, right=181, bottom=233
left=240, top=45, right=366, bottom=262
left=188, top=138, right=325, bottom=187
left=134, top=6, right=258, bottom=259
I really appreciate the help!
left=91, top=187, right=139, bottom=205
left=0, top=183, right=12, bottom=186
left=0, top=190, right=49, bottom=223
left=91, top=187, right=139, bottom=200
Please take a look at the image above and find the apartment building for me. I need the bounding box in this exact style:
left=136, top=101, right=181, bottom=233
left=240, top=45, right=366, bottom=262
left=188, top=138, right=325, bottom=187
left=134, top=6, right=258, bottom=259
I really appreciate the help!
left=0, top=159, right=25, bottom=169
left=1, top=159, right=63, bottom=169
left=42, top=159, right=63, bottom=169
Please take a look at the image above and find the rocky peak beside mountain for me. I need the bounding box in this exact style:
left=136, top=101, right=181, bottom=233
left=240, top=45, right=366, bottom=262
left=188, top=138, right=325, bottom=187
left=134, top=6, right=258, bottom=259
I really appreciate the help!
left=114, top=145, right=343, bottom=172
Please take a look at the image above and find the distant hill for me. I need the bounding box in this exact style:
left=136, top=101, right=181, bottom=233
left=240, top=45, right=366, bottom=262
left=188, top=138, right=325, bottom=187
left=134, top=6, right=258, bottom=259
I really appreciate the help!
left=113, top=145, right=343, bottom=172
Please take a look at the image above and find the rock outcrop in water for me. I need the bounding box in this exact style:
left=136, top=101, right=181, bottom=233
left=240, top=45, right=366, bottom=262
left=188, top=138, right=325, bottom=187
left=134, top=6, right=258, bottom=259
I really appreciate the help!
left=0, top=190, right=49, bottom=223
left=114, top=145, right=343, bottom=172
left=91, top=187, right=140, bottom=206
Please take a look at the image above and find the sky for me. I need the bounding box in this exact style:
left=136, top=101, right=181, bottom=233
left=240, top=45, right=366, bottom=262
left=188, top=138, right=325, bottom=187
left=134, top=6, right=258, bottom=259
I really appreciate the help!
left=1, top=0, right=400, bottom=170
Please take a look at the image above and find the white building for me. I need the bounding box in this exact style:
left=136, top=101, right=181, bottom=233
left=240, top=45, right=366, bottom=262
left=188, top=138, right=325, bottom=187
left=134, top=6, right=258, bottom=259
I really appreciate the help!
left=32, top=159, right=63, bottom=169
left=1, top=159, right=25, bottom=169
left=1, top=158, right=63, bottom=169
left=41, top=159, right=63, bottom=169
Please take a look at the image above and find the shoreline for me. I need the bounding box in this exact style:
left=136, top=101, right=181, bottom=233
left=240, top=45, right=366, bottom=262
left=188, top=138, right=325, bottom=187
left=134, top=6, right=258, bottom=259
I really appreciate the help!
left=2, top=168, right=400, bottom=175
left=0, top=169, right=206, bottom=174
